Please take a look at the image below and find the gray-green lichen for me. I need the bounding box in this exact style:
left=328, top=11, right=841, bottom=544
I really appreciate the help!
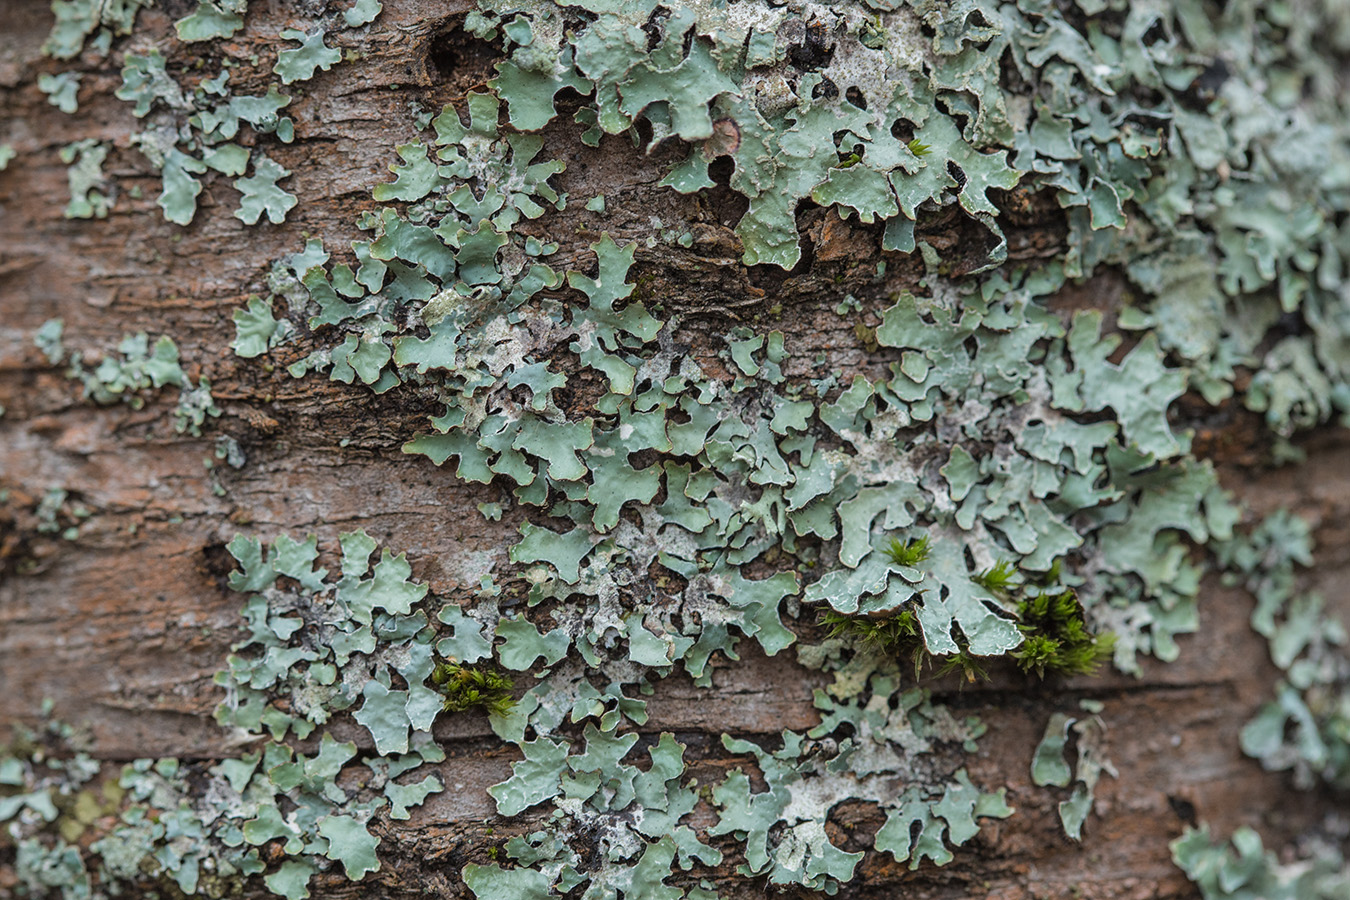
left=58, top=140, right=111, bottom=219
left=32, top=487, right=93, bottom=542
left=1218, top=511, right=1350, bottom=790
left=34, top=321, right=221, bottom=437
left=1173, top=822, right=1350, bottom=900
left=1029, top=699, right=1113, bottom=841
left=224, top=90, right=1243, bottom=889
left=41, top=1, right=383, bottom=227
left=43, top=0, right=153, bottom=60
left=3, top=535, right=448, bottom=900
left=38, top=73, right=81, bottom=114
left=14, top=0, right=1350, bottom=896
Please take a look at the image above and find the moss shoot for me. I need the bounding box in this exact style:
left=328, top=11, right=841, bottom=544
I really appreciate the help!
left=431, top=661, right=516, bottom=716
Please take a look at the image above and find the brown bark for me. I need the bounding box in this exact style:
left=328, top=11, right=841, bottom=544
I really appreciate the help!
left=1, top=1, right=1345, bottom=897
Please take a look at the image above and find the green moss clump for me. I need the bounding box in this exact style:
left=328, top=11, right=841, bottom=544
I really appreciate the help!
left=1010, top=589, right=1115, bottom=679
left=823, top=547, right=1113, bottom=682
left=820, top=607, right=919, bottom=655
left=819, top=608, right=992, bottom=683
left=882, top=535, right=931, bottom=568
left=972, top=559, right=1017, bottom=593
left=975, top=558, right=1116, bottom=678
left=431, top=661, right=515, bottom=716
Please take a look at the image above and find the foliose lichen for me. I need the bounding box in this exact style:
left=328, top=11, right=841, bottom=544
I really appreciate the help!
left=1217, top=511, right=1350, bottom=790
left=41, top=1, right=384, bottom=227
left=34, top=321, right=221, bottom=437
left=1172, top=822, right=1350, bottom=900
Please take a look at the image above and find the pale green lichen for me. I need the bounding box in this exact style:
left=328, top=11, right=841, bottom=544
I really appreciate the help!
left=43, top=2, right=379, bottom=228
left=1172, top=824, right=1350, bottom=900
left=1217, top=511, right=1350, bottom=790
left=344, top=0, right=382, bottom=28
left=175, top=1, right=247, bottom=43
left=30, top=486, right=94, bottom=541
left=274, top=28, right=342, bottom=85
left=233, top=155, right=296, bottom=225
left=459, top=0, right=1350, bottom=440
left=209, top=75, right=1277, bottom=891
left=4, top=534, right=452, bottom=900
left=113, top=46, right=294, bottom=226
left=34, top=323, right=221, bottom=437
left=43, top=0, right=153, bottom=60
left=1029, top=700, right=1114, bottom=840
left=1168, top=511, right=1350, bottom=890
left=230, top=295, right=289, bottom=358
left=1, top=716, right=101, bottom=898
left=38, top=72, right=81, bottom=114
left=226, top=107, right=1246, bottom=890
left=59, top=139, right=112, bottom=219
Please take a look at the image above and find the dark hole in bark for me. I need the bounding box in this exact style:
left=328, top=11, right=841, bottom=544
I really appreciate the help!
left=812, top=75, right=839, bottom=101
left=1168, top=794, right=1198, bottom=826
left=787, top=19, right=834, bottom=71
left=424, top=21, right=501, bottom=89
left=708, top=155, right=735, bottom=187
left=947, top=161, right=968, bottom=192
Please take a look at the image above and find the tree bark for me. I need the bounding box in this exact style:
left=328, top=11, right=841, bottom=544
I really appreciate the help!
left=1, top=1, right=1346, bottom=898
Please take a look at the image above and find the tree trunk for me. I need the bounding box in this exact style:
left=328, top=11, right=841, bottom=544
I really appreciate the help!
left=2, top=1, right=1347, bottom=899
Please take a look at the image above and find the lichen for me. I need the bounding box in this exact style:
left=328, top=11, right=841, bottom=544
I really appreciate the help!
left=42, top=2, right=380, bottom=227
left=1217, top=511, right=1350, bottom=790
left=1173, top=823, right=1350, bottom=900
left=34, top=322, right=221, bottom=437
left=38, top=72, right=81, bottom=114
left=43, top=0, right=153, bottom=60
left=1030, top=700, right=1115, bottom=841
left=58, top=140, right=112, bottom=219
left=5, top=534, right=453, bottom=899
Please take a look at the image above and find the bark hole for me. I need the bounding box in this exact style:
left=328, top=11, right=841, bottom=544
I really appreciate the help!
left=424, top=23, right=499, bottom=91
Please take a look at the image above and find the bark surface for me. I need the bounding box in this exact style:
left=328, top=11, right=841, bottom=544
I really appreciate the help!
left=1, top=1, right=1345, bottom=898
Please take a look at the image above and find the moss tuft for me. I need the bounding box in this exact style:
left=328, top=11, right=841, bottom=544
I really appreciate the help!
left=1010, top=589, right=1116, bottom=679
left=882, top=535, right=932, bottom=568
left=431, top=661, right=516, bottom=716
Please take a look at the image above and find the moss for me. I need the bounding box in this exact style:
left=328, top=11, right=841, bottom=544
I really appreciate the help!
left=822, top=545, right=1112, bottom=682
left=882, top=535, right=932, bottom=568
left=430, top=662, right=515, bottom=716
left=1010, top=589, right=1116, bottom=679
left=854, top=322, right=880, bottom=353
